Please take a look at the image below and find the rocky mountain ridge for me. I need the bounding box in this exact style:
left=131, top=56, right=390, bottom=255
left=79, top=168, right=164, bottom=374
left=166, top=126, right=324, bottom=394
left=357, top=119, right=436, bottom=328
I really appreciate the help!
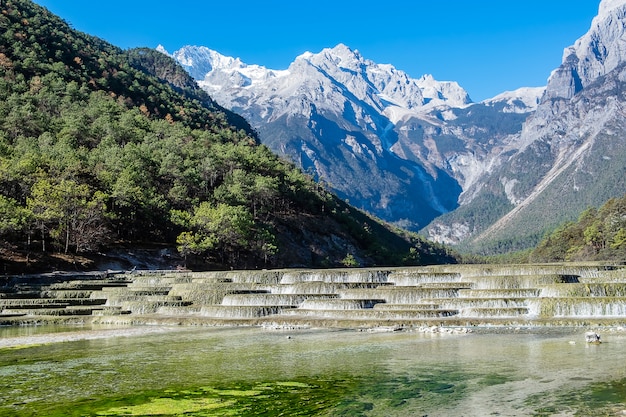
left=431, top=0, right=626, bottom=252
left=162, top=43, right=540, bottom=232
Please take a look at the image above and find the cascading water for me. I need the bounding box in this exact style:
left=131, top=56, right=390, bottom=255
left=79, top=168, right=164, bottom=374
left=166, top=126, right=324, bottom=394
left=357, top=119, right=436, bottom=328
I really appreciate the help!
left=280, top=269, right=391, bottom=284
left=528, top=298, right=626, bottom=318
left=220, top=294, right=336, bottom=307
left=387, top=272, right=462, bottom=286
left=4, top=263, right=626, bottom=326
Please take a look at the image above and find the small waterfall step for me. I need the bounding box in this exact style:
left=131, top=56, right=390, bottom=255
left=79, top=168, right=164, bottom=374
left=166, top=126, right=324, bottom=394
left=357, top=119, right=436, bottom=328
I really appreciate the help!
left=339, top=288, right=462, bottom=304
left=459, top=289, right=541, bottom=298
left=2, top=307, right=96, bottom=316
left=281, top=308, right=459, bottom=320
left=373, top=303, right=441, bottom=310
left=1, top=301, right=71, bottom=310
left=0, top=291, right=43, bottom=299
left=126, top=275, right=194, bottom=285
left=421, top=297, right=531, bottom=309
left=414, top=282, right=474, bottom=289
left=0, top=312, right=26, bottom=318
left=0, top=298, right=106, bottom=307
left=47, top=281, right=130, bottom=290
left=388, top=272, right=462, bottom=286
left=42, top=289, right=100, bottom=299
left=267, top=282, right=390, bottom=295
left=1, top=298, right=75, bottom=306
left=102, top=294, right=185, bottom=303
left=99, top=287, right=171, bottom=296
left=156, top=305, right=203, bottom=315
left=92, top=306, right=132, bottom=316
left=539, top=283, right=626, bottom=297
left=463, top=274, right=579, bottom=290
left=459, top=307, right=530, bottom=318
left=280, top=269, right=391, bottom=285
left=298, top=299, right=386, bottom=310
left=117, top=300, right=194, bottom=315
left=528, top=297, right=626, bottom=317
left=168, top=282, right=271, bottom=305
left=221, top=293, right=337, bottom=307
left=200, top=305, right=291, bottom=318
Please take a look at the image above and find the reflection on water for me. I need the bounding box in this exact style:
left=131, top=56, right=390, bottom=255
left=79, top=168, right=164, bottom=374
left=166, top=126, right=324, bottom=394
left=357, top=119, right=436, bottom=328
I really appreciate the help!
left=0, top=325, right=625, bottom=416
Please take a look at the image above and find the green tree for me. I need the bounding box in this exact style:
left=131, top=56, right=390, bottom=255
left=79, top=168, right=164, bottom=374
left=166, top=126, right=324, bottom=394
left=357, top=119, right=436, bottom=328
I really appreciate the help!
left=341, top=253, right=360, bottom=268
left=26, top=179, right=108, bottom=253
left=0, top=195, right=31, bottom=237
left=173, top=202, right=254, bottom=264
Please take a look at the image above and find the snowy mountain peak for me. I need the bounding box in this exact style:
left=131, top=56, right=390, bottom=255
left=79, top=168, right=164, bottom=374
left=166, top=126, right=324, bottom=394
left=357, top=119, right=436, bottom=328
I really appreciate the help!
left=415, top=74, right=472, bottom=108
left=482, top=87, right=545, bottom=113
left=296, top=44, right=366, bottom=74
left=167, top=45, right=288, bottom=90
left=169, top=43, right=473, bottom=123
left=322, top=43, right=361, bottom=61
left=156, top=44, right=169, bottom=55
left=545, top=0, right=626, bottom=99
left=599, top=0, right=626, bottom=17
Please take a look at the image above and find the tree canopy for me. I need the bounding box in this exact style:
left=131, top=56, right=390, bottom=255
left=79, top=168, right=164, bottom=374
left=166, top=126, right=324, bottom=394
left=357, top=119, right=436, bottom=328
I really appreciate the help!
left=530, top=194, right=626, bottom=262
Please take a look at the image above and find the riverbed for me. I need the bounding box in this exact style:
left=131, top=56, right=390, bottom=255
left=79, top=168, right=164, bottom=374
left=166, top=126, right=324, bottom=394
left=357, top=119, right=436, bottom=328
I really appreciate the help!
left=1, top=325, right=625, bottom=416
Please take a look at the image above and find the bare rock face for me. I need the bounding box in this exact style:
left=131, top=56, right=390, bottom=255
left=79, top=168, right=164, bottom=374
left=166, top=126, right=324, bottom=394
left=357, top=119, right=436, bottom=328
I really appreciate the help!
left=427, top=0, right=626, bottom=250
left=544, top=0, right=626, bottom=100
left=543, top=58, right=584, bottom=100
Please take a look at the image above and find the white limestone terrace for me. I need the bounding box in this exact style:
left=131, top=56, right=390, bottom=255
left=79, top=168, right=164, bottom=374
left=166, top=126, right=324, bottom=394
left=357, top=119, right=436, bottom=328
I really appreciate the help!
left=2, top=264, right=626, bottom=329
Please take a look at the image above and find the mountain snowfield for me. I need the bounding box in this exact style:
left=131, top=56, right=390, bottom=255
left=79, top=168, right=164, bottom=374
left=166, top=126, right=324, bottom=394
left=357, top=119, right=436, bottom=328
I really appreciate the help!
left=163, top=43, right=473, bottom=119
left=162, top=0, right=626, bottom=253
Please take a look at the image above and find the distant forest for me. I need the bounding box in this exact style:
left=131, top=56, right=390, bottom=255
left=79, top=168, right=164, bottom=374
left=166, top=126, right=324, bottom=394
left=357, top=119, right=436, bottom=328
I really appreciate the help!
left=529, top=194, right=626, bottom=263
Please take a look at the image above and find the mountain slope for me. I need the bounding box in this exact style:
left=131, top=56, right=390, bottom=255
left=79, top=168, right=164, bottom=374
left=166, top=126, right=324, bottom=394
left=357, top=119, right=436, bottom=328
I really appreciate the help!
left=0, top=0, right=455, bottom=271
left=167, top=44, right=539, bottom=232
left=427, top=0, right=626, bottom=254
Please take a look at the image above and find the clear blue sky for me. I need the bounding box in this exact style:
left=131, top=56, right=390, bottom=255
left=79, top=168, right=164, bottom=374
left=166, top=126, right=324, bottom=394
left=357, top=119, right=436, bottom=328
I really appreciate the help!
left=33, top=0, right=600, bottom=101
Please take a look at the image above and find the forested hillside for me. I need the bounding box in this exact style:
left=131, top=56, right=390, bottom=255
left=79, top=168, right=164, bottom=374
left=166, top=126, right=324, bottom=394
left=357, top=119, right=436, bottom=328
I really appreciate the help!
left=0, top=0, right=455, bottom=271
left=530, top=194, right=626, bottom=262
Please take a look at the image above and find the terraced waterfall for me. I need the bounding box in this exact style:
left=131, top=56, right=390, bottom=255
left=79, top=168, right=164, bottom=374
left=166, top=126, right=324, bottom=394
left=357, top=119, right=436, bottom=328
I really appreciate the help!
left=2, top=264, right=626, bottom=327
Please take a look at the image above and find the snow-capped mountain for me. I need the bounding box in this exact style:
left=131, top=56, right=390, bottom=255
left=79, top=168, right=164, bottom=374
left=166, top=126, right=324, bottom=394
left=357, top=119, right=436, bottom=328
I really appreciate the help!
left=482, top=87, right=545, bottom=113
left=163, top=43, right=535, bottom=232
left=163, top=0, right=626, bottom=253
left=168, top=44, right=472, bottom=117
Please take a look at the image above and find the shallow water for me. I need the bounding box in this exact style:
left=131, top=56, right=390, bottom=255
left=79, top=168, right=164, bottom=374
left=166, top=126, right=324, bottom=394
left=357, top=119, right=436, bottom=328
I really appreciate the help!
left=0, top=325, right=625, bottom=416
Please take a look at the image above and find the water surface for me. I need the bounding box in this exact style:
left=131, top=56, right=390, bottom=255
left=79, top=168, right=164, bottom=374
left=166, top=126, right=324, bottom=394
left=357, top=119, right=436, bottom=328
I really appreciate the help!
left=1, top=325, right=625, bottom=416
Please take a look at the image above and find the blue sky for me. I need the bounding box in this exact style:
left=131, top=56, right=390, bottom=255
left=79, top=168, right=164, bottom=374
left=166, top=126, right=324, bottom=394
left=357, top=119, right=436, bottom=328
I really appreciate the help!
left=34, top=0, right=600, bottom=101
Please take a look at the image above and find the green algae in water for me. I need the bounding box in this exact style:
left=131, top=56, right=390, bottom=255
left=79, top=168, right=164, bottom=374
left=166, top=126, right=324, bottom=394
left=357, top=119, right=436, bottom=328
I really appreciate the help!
left=77, top=380, right=346, bottom=417
left=48, top=371, right=469, bottom=417
left=96, top=397, right=237, bottom=416
left=527, top=377, right=626, bottom=417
